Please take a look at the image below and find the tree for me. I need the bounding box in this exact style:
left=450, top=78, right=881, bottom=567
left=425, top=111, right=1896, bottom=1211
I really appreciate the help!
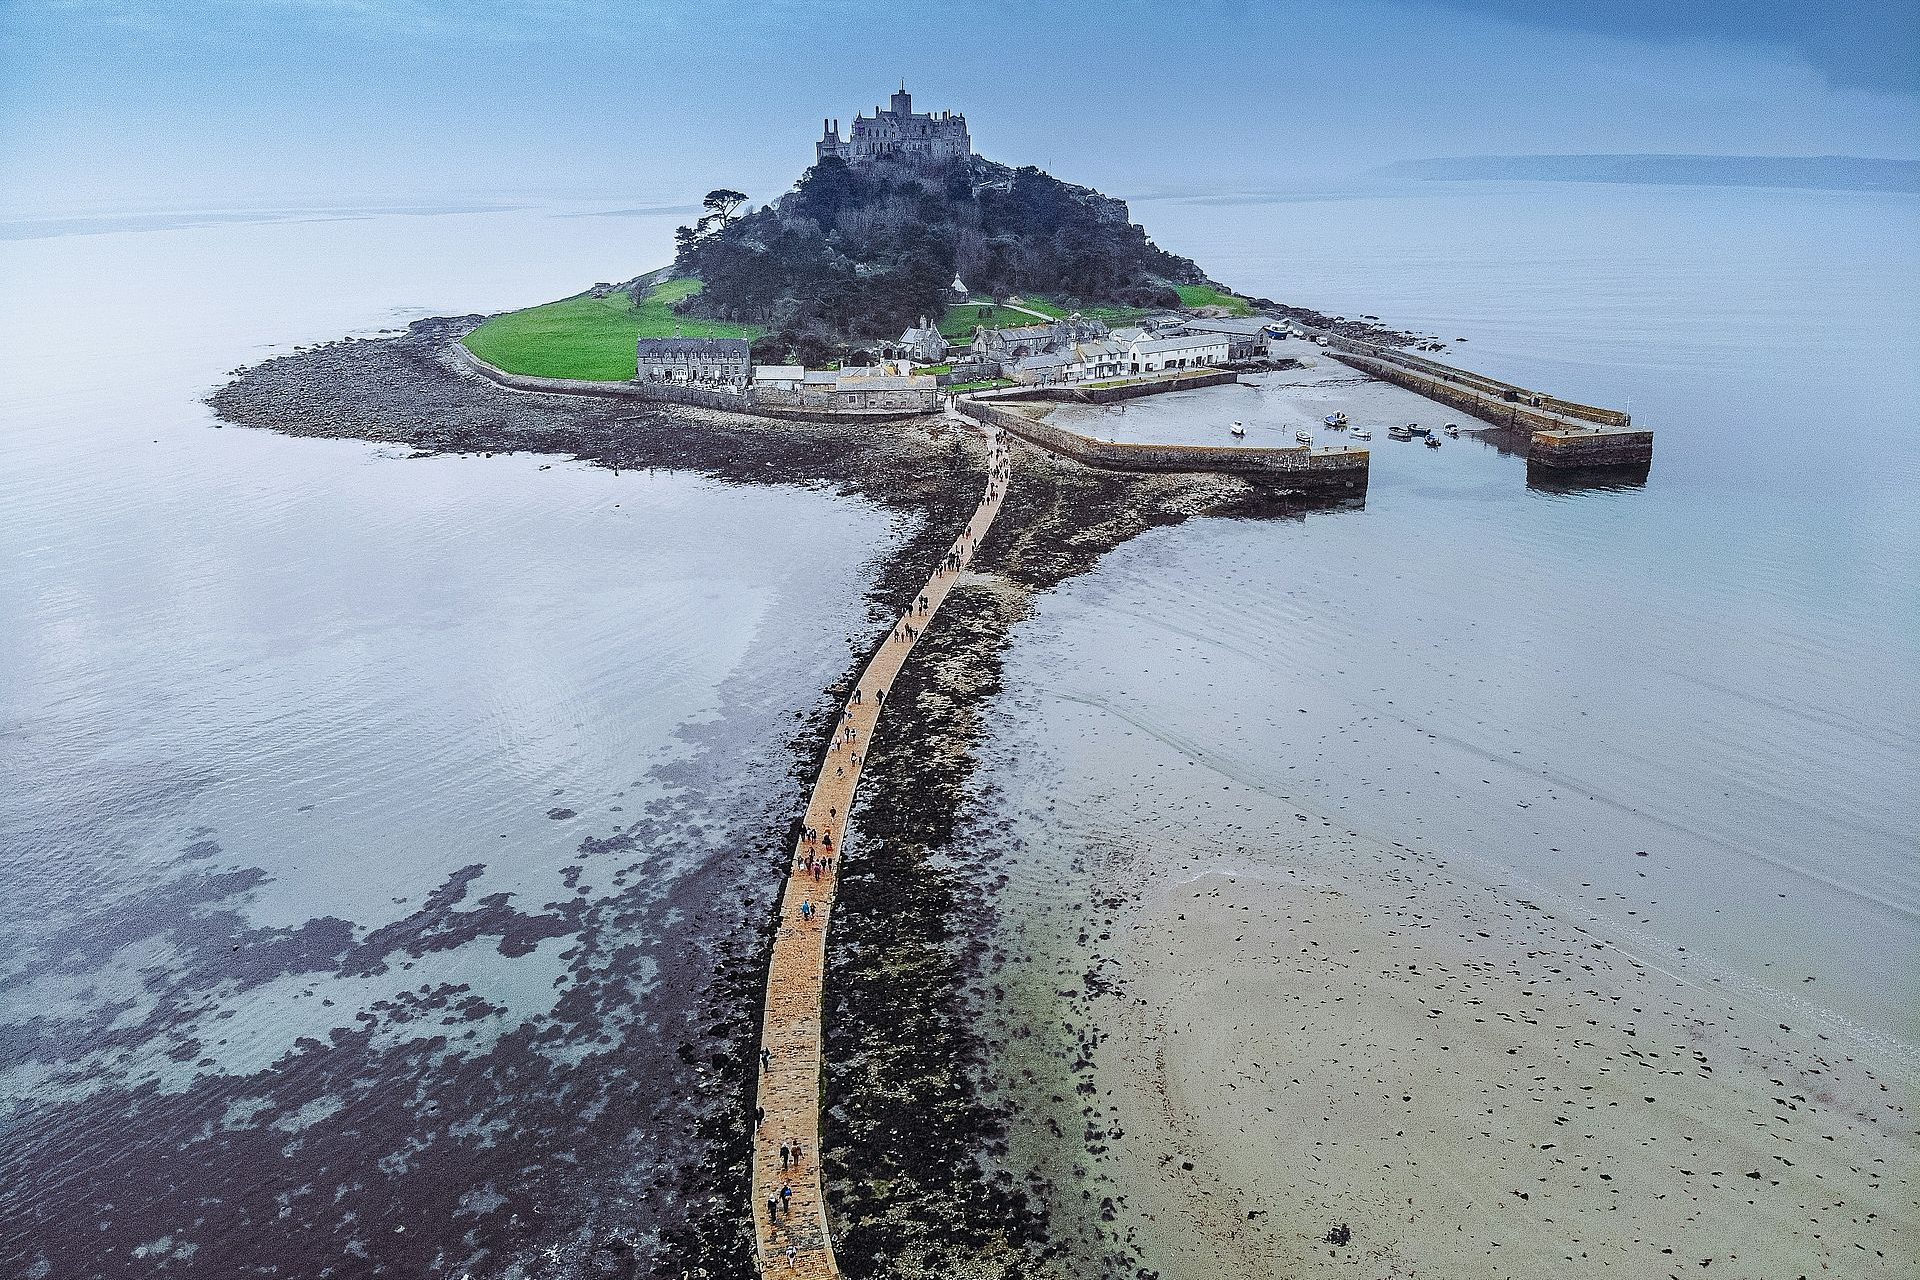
left=703, top=189, right=748, bottom=226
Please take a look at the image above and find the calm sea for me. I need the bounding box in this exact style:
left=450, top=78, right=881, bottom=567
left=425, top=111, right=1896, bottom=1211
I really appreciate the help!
left=1, top=180, right=1914, bottom=1275
left=1007, top=180, right=1920, bottom=1048
left=0, top=205, right=903, bottom=1275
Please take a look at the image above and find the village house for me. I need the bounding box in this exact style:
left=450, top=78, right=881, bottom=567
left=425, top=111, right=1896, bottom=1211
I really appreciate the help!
left=894, top=319, right=949, bottom=364
left=635, top=337, right=752, bottom=385
left=972, top=315, right=1109, bottom=373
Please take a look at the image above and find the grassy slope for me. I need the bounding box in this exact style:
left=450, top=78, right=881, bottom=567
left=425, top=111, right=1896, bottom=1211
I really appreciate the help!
left=936, top=303, right=1060, bottom=340
left=1173, top=283, right=1252, bottom=315
left=463, top=279, right=761, bottom=381
left=1022, top=294, right=1154, bottom=326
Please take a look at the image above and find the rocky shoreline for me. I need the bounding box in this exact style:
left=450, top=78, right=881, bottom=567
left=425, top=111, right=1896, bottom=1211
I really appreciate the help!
left=210, top=321, right=1349, bottom=1278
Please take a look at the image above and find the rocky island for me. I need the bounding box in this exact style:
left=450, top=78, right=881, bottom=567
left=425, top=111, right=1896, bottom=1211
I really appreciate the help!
left=198, top=89, right=1757, bottom=1280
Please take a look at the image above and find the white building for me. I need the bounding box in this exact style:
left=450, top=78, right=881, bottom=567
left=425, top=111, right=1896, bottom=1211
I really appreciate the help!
left=1125, top=331, right=1229, bottom=374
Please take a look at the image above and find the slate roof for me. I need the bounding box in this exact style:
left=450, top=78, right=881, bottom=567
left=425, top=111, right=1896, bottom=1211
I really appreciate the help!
left=1182, top=317, right=1274, bottom=337
left=1130, top=332, right=1229, bottom=356
left=636, top=337, right=751, bottom=357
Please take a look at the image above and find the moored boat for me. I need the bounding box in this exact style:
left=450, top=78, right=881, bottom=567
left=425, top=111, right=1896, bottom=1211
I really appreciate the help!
left=1444, top=423, right=1461, bottom=437
left=1388, top=424, right=1414, bottom=441
left=1350, top=427, right=1371, bottom=440
left=1323, top=412, right=1348, bottom=429
left=1407, top=422, right=1431, bottom=437
left=1425, top=435, right=1442, bottom=448
left=1230, top=421, right=1246, bottom=438
left=1295, top=430, right=1314, bottom=444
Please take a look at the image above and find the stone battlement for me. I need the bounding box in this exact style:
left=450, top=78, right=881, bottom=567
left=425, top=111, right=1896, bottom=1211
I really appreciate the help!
left=817, top=84, right=970, bottom=166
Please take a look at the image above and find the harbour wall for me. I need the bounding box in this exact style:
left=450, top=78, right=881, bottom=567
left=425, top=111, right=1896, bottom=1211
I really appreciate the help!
left=1323, top=345, right=1652, bottom=469
left=1324, top=336, right=1630, bottom=427
left=958, top=397, right=1369, bottom=490
left=1530, top=428, right=1658, bottom=469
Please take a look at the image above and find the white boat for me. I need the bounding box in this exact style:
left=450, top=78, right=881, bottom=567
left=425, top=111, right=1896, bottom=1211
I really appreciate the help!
left=1230, top=421, right=1246, bottom=438
left=1444, top=423, right=1461, bottom=437
left=1388, top=424, right=1414, bottom=441
left=1425, top=436, right=1442, bottom=448
left=1350, top=428, right=1371, bottom=440
left=1295, top=430, right=1314, bottom=444
left=1323, top=412, right=1348, bottom=429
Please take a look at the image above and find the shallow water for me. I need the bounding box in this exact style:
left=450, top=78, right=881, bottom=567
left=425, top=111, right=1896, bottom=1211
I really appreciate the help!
left=3, top=180, right=1915, bottom=1275
left=984, top=179, right=1920, bottom=1052
left=0, top=208, right=903, bottom=1275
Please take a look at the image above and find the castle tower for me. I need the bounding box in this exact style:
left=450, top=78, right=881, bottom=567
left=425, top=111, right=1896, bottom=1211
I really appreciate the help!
left=890, top=82, right=912, bottom=116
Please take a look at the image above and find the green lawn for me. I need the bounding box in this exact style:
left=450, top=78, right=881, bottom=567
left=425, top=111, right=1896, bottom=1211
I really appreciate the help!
left=463, top=278, right=761, bottom=381
left=1174, top=284, right=1253, bottom=316
left=1023, top=294, right=1153, bottom=326
left=1006, top=295, right=1067, bottom=318
left=948, top=378, right=1017, bottom=392
left=938, top=303, right=1059, bottom=340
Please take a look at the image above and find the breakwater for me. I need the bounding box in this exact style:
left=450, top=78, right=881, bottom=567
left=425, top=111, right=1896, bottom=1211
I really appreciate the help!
left=1321, top=336, right=1653, bottom=469
left=958, top=396, right=1369, bottom=491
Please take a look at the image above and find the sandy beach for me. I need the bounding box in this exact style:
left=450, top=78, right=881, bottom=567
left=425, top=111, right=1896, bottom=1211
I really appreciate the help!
left=1069, top=831, right=1916, bottom=1278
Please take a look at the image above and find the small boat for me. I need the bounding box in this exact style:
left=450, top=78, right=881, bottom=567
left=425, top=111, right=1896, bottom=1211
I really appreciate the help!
left=1425, top=436, right=1442, bottom=449
left=1295, top=430, right=1314, bottom=444
left=1444, top=423, right=1460, bottom=437
left=1350, top=428, right=1372, bottom=440
left=1323, top=412, right=1348, bottom=429
left=1407, top=422, right=1431, bottom=437
left=1388, top=424, right=1414, bottom=441
left=1230, top=421, right=1246, bottom=438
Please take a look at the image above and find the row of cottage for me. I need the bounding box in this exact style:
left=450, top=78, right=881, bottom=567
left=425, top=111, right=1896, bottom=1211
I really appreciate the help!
left=632, top=338, right=942, bottom=412
left=894, top=310, right=1280, bottom=385
left=631, top=309, right=1284, bottom=411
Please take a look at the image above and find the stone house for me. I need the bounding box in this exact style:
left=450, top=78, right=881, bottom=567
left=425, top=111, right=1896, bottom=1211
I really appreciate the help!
left=971, top=315, right=1109, bottom=374
left=636, top=337, right=752, bottom=385
left=894, top=319, right=949, bottom=364
left=1010, top=351, right=1071, bottom=386
left=752, top=364, right=805, bottom=391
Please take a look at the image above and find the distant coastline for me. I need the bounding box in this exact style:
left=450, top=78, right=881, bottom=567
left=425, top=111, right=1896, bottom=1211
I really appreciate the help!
left=1373, top=152, right=1920, bottom=193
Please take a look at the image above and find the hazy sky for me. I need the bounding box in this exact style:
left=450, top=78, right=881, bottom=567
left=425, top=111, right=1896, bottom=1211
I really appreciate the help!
left=2, top=0, right=1915, bottom=214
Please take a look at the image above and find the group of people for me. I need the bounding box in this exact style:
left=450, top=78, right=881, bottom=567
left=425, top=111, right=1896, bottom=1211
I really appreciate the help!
left=753, top=422, right=1014, bottom=1271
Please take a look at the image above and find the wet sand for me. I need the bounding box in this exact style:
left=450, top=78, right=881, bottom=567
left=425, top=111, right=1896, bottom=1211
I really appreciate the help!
left=1033, top=827, right=1917, bottom=1278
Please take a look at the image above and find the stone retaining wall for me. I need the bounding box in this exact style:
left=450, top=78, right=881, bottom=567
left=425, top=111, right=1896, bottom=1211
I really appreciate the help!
left=457, top=345, right=934, bottom=423
left=958, top=398, right=1368, bottom=490
left=1068, top=369, right=1241, bottom=404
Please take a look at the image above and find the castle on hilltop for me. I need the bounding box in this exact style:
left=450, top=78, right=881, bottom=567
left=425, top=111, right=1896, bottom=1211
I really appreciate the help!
left=816, top=84, right=971, bottom=166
